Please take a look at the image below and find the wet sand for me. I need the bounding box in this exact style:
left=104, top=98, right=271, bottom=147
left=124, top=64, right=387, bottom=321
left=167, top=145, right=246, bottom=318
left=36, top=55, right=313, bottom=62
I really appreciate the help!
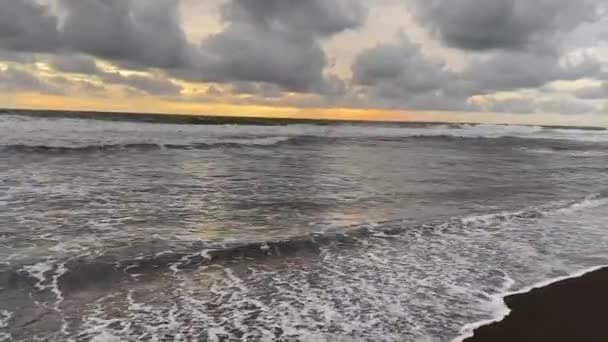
left=465, top=267, right=608, bottom=342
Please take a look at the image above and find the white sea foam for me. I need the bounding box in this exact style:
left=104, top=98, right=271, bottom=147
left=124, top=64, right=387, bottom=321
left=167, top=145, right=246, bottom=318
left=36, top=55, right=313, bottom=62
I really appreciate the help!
left=0, top=310, right=13, bottom=342
left=21, top=259, right=68, bottom=331
left=0, top=311, right=13, bottom=329
left=554, top=193, right=608, bottom=215
left=460, top=193, right=608, bottom=228
left=6, top=191, right=608, bottom=342
left=21, top=260, right=55, bottom=290
left=46, top=210, right=608, bottom=342
left=168, top=249, right=214, bottom=274
left=224, top=136, right=293, bottom=146
left=518, top=147, right=607, bottom=156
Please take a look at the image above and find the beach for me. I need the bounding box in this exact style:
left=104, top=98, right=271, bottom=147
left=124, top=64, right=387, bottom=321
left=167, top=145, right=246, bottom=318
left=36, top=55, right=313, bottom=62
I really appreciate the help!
left=465, top=267, right=608, bottom=342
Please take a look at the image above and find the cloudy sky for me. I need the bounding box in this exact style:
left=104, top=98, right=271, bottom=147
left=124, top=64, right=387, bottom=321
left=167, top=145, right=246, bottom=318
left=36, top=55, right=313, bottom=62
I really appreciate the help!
left=1, top=0, right=607, bottom=125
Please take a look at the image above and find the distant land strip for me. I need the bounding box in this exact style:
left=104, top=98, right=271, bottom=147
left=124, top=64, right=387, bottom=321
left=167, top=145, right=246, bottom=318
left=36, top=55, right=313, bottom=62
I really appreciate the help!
left=1, top=108, right=606, bottom=131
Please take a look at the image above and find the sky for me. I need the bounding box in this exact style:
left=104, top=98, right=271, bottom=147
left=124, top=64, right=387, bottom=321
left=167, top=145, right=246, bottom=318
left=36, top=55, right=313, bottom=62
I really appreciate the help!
left=0, top=0, right=607, bottom=126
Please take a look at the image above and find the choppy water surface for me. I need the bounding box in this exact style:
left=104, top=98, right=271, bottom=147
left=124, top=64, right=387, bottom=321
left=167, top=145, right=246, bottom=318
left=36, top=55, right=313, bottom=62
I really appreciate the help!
left=1, top=112, right=608, bottom=341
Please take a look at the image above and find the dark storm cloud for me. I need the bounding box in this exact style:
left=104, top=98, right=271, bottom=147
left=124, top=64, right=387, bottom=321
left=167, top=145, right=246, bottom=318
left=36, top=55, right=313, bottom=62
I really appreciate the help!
left=0, top=0, right=366, bottom=94
left=0, top=0, right=190, bottom=69
left=220, top=0, right=366, bottom=37
left=59, top=0, right=190, bottom=68
left=353, top=36, right=449, bottom=97
left=351, top=35, right=472, bottom=110
left=411, top=0, right=601, bottom=51
left=352, top=0, right=607, bottom=112
left=352, top=34, right=607, bottom=111
left=195, top=0, right=367, bottom=92
left=0, top=0, right=60, bottom=52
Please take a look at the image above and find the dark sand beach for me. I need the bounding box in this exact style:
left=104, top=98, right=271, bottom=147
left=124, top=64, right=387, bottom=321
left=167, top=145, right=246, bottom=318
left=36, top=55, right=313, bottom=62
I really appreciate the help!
left=465, top=267, right=608, bottom=342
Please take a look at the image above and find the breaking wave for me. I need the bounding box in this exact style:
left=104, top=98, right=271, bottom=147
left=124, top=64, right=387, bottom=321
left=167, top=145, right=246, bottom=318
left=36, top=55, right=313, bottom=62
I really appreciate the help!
left=2, top=113, right=608, bottom=153
left=7, top=192, right=607, bottom=292
left=2, top=134, right=607, bottom=154
left=0, top=137, right=297, bottom=153
left=2, top=190, right=607, bottom=341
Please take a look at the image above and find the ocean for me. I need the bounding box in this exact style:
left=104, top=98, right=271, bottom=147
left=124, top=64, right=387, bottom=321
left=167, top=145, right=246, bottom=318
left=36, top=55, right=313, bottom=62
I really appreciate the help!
left=1, top=112, right=607, bottom=341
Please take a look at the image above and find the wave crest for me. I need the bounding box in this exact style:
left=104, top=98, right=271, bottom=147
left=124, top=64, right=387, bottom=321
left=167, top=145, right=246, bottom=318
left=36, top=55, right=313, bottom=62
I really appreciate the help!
left=0, top=137, right=297, bottom=153
left=6, top=192, right=607, bottom=292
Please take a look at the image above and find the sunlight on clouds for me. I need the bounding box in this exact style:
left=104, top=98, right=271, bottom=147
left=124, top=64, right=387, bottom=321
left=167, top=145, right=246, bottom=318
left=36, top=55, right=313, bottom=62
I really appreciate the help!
left=179, top=0, right=224, bottom=43
left=95, top=61, right=118, bottom=74
left=95, top=61, right=146, bottom=75
left=5, top=91, right=607, bottom=127
left=34, top=62, right=52, bottom=72
left=0, top=0, right=606, bottom=126
left=467, top=91, right=525, bottom=108
left=545, top=79, right=603, bottom=92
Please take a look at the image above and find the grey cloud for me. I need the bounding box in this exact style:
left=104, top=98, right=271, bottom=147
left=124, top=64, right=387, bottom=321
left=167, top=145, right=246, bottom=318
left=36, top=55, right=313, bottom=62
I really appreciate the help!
left=78, top=81, right=106, bottom=94
left=460, top=51, right=606, bottom=95
left=411, top=0, right=601, bottom=51
left=1, top=0, right=606, bottom=116
left=353, top=37, right=449, bottom=96
left=231, top=82, right=259, bottom=95
left=100, top=72, right=182, bottom=96
left=574, top=82, right=608, bottom=99
left=0, top=67, right=63, bottom=94
left=257, top=83, right=283, bottom=98
left=194, top=0, right=367, bottom=92
left=0, top=67, right=107, bottom=96
left=0, top=50, right=38, bottom=64
left=0, top=68, right=43, bottom=90
left=352, top=36, right=464, bottom=110
left=198, top=26, right=326, bottom=91
left=59, top=0, right=190, bottom=68
left=0, top=52, right=180, bottom=96
left=1, top=0, right=365, bottom=94
left=0, top=0, right=60, bottom=52
left=48, top=54, right=101, bottom=75
left=471, top=96, right=598, bottom=115
left=0, top=0, right=190, bottom=69
left=231, top=82, right=283, bottom=98
left=205, top=85, right=223, bottom=97
left=537, top=98, right=598, bottom=115
left=49, top=75, right=106, bottom=94
left=352, top=33, right=607, bottom=112
left=220, top=0, right=366, bottom=37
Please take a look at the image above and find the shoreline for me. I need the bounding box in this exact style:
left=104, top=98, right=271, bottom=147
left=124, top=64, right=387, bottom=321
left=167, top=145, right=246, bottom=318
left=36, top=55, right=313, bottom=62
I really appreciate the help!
left=456, top=265, right=608, bottom=342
